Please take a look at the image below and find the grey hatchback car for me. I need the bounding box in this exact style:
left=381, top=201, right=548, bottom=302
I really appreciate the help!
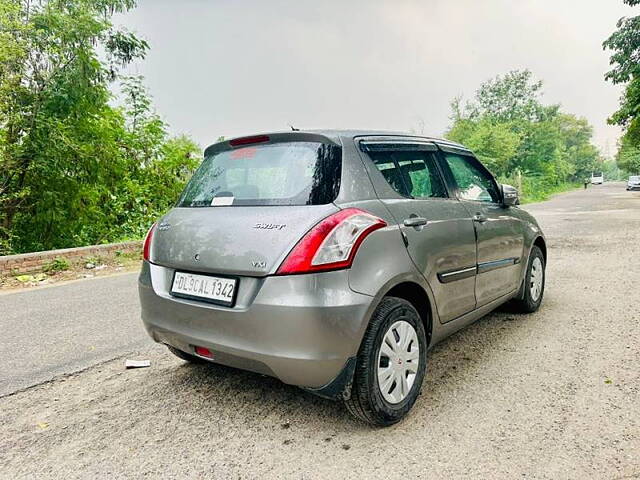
left=139, top=130, right=546, bottom=426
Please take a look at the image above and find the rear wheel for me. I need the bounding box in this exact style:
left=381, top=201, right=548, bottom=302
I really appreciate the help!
left=345, top=297, right=427, bottom=426
left=166, top=345, right=206, bottom=363
left=510, top=245, right=545, bottom=313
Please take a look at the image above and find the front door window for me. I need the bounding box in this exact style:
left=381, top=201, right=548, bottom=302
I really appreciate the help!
left=442, top=153, right=500, bottom=203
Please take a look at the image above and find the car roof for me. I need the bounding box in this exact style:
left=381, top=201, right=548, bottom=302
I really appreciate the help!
left=217, top=129, right=467, bottom=150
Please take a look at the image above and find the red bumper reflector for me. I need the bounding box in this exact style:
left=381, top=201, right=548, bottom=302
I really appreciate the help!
left=194, top=346, right=213, bottom=358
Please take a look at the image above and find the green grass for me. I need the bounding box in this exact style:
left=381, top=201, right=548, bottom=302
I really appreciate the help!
left=498, top=173, right=582, bottom=204
left=114, top=250, right=142, bottom=261
left=519, top=181, right=582, bottom=204
left=42, top=256, right=70, bottom=273
left=83, top=255, right=103, bottom=266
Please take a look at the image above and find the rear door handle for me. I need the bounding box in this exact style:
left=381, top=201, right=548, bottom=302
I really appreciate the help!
left=473, top=213, right=488, bottom=223
left=403, top=217, right=428, bottom=228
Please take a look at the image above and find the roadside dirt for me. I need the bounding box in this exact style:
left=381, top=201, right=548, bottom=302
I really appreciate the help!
left=1, top=183, right=639, bottom=479
left=0, top=257, right=141, bottom=291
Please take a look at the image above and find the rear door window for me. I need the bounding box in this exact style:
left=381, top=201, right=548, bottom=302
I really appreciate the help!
left=368, top=151, right=448, bottom=199
left=178, top=142, right=341, bottom=207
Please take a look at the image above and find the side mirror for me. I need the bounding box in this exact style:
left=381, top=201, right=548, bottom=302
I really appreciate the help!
left=501, top=184, right=519, bottom=206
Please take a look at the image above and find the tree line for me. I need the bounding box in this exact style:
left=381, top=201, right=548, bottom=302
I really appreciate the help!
left=445, top=70, right=603, bottom=201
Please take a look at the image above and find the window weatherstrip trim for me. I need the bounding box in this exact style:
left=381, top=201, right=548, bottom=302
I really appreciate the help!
left=359, top=140, right=437, bottom=152
left=436, top=144, right=473, bottom=156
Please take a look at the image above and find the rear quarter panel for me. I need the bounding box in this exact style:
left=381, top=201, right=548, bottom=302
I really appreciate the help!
left=341, top=199, right=441, bottom=346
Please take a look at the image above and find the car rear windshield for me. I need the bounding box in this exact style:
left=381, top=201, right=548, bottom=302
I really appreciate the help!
left=177, top=142, right=342, bottom=207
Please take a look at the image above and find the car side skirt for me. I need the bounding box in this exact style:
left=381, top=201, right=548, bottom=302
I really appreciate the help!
left=430, top=288, right=519, bottom=347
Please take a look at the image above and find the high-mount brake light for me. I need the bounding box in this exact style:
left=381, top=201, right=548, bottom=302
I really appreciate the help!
left=229, top=135, right=270, bottom=147
left=276, top=208, right=386, bottom=275
left=143, top=223, right=157, bottom=262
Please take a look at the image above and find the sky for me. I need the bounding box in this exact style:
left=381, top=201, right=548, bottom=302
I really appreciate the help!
left=115, top=0, right=634, bottom=156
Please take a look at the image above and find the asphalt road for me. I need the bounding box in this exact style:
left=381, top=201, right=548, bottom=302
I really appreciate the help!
left=0, top=273, right=146, bottom=396
left=1, top=182, right=639, bottom=479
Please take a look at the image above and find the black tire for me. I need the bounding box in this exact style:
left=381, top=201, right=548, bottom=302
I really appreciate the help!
left=510, top=245, right=545, bottom=313
left=166, top=345, right=206, bottom=363
left=345, top=297, right=427, bottom=427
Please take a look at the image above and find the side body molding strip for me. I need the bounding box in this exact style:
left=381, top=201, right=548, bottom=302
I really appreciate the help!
left=437, top=266, right=477, bottom=284
left=437, top=257, right=520, bottom=284
left=476, top=257, right=519, bottom=274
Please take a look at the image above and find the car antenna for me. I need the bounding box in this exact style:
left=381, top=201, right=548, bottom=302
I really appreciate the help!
left=289, top=124, right=299, bottom=131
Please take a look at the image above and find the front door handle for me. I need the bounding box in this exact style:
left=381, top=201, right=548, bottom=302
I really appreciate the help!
left=473, top=213, right=488, bottom=223
left=403, top=216, right=428, bottom=228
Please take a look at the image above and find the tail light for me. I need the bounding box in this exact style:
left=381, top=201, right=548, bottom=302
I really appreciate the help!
left=143, top=223, right=157, bottom=262
left=276, top=208, right=386, bottom=275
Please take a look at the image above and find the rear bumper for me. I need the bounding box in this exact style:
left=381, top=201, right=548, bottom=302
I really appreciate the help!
left=138, top=261, right=373, bottom=391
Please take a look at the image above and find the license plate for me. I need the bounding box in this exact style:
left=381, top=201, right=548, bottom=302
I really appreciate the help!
left=171, top=271, right=237, bottom=306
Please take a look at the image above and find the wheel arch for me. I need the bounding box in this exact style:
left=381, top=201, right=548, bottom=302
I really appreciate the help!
left=383, top=281, right=434, bottom=347
left=533, top=235, right=547, bottom=264
left=515, top=234, right=547, bottom=301
left=325, top=276, right=436, bottom=403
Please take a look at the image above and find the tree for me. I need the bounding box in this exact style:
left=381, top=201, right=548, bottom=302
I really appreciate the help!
left=0, top=1, right=200, bottom=254
left=603, top=4, right=640, bottom=88
left=0, top=0, right=147, bottom=252
left=555, top=113, right=600, bottom=181
left=445, top=70, right=600, bottom=192
left=604, top=0, right=640, bottom=169
left=446, top=117, right=521, bottom=177
left=463, top=70, right=546, bottom=123
left=101, top=77, right=199, bottom=242
left=616, top=140, right=640, bottom=174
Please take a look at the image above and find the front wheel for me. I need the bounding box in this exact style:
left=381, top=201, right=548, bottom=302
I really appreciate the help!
left=510, top=245, right=545, bottom=313
left=345, top=297, right=427, bottom=426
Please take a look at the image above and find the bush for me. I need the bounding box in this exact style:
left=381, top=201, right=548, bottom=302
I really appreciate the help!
left=43, top=257, right=70, bottom=273
left=499, top=172, right=580, bottom=204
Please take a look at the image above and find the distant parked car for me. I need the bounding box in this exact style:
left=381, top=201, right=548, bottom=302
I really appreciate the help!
left=591, top=172, right=604, bottom=185
left=627, top=175, right=640, bottom=191
left=138, top=130, right=547, bottom=426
